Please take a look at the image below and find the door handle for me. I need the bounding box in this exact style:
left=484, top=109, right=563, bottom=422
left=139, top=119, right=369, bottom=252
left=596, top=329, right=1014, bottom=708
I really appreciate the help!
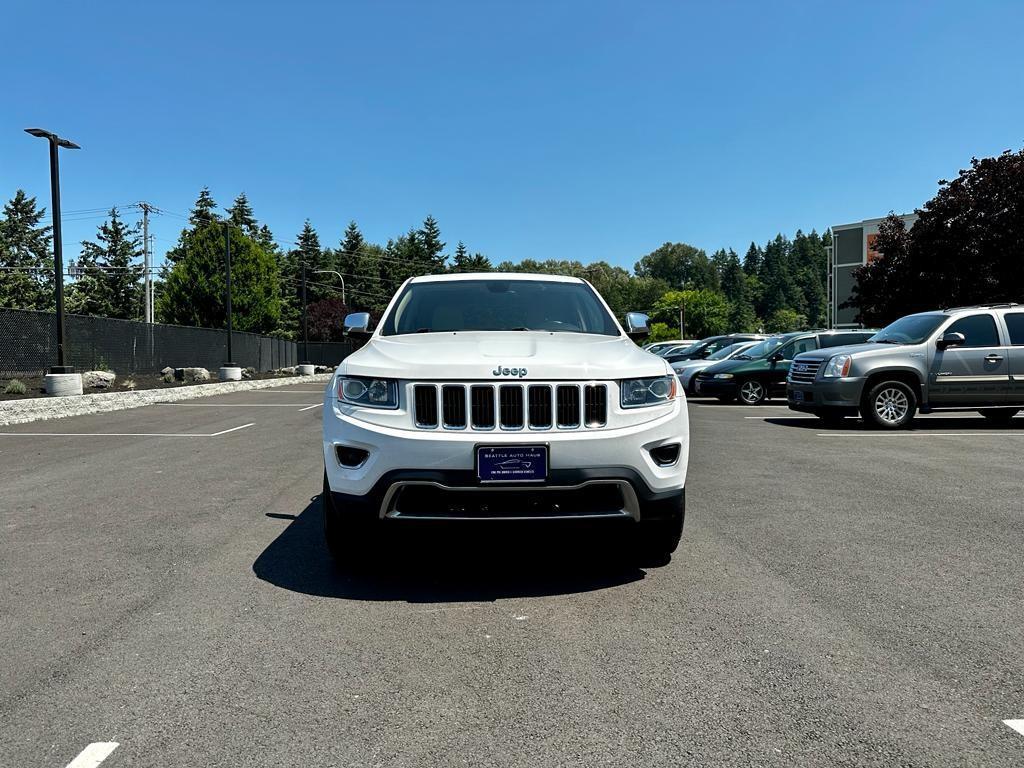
left=985, top=354, right=1004, bottom=362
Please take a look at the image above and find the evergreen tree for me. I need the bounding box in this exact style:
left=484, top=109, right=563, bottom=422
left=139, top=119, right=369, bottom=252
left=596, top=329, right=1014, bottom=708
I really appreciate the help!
left=157, top=223, right=280, bottom=333
left=418, top=215, right=447, bottom=272
left=0, top=190, right=53, bottom=310
left=189, top=187, right=220, bottom=227
left=66, top=209, right=144, bottom=319
left=742, top=242, right=763, bottom=276
left=227, top=192, right=259, bottom=238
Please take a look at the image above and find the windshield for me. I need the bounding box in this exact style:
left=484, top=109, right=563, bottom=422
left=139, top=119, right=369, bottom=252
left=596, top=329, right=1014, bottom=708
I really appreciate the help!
left=707, top=342, right=749, bottom=361
left=380, top=279, right=620, bottom=336
left=737, top=336, right=788, bottom=359
left=869, top=313, right=946, bottom=344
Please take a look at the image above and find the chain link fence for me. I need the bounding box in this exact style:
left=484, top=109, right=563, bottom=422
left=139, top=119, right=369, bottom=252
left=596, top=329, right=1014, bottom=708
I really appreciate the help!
left=0, top=308, right=353, bottom=377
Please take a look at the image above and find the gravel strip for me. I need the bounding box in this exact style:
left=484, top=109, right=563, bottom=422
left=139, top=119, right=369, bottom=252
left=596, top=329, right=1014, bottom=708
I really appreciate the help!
left=0, top=374, right=332, bottom=426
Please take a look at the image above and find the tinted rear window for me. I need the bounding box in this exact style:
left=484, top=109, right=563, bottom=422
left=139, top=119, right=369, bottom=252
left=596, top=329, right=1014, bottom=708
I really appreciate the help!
left=1005, top=313, right=1024, bottom=345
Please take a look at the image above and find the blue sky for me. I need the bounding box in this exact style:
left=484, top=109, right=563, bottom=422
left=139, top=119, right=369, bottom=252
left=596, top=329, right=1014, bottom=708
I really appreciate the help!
left=2, top=1, right=1022, bottom=271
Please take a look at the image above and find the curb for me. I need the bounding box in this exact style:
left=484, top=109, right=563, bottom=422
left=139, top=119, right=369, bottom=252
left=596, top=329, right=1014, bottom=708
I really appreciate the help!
left=0, top=374, right=333, bottom=427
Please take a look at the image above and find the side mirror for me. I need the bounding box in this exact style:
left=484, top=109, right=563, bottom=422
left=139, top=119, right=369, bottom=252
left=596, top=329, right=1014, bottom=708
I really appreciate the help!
left=936, top=331, right=965, bottom=350
left=625, top=312, right=650, bottom=341
left=344, top=312, right=372, bottom=340
left=769, top=352, right=784, bottom=362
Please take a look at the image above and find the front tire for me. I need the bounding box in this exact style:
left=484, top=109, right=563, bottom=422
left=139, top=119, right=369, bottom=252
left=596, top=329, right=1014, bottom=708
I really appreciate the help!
left=322, top=472, right=381, bottom=569
left=738, top=379, right=767, bottom=405
left=979, top=408, right=1020, bottom=426
left=862, top=380, right=917, bottom=429
left=632, top=504, right=684, bottom=566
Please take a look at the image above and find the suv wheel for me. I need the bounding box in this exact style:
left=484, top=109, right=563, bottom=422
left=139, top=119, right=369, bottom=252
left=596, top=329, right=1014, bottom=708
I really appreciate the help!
left=979, top=408, right=1020, bottom=426
left=863, top=380, right=916, bottom=429
left=632, top=508, right=684, bottom=566
left=322, top=471, right=380, bottom=569
left=738, top=379, right=767, bottom=405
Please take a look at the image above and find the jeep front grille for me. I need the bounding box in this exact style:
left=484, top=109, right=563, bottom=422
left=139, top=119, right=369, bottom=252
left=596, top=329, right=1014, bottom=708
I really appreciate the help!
left=412, top=383, right=608, bottom=431
left=788, top=361, right=822, bottom=385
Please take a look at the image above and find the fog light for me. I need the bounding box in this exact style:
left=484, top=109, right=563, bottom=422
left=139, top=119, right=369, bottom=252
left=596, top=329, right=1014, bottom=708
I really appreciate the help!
left=335, top=445, right=369, bottom=468
left=650, top=443, right=681, bottom=467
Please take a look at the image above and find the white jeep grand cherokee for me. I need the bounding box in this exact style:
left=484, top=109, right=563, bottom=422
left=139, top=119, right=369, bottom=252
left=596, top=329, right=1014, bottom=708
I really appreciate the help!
left=321, top=273, right=689, bottom=563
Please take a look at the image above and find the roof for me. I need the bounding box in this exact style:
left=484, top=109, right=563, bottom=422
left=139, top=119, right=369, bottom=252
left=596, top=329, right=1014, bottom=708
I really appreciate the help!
left=409, top=272, right=584, bottom=284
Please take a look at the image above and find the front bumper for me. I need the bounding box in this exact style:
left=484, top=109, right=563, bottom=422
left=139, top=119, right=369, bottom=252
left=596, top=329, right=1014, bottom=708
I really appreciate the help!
left=323, top=393, right=689, bottom=519
left=693, top=377, right=738, bottom=397
left=786, top=377, right=866, bottom=413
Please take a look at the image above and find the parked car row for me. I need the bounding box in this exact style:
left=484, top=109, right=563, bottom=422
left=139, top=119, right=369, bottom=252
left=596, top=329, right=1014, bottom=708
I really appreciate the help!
left=666, top=303, right=1024, bottom=429
left=686, top=330, right=878, bottom=404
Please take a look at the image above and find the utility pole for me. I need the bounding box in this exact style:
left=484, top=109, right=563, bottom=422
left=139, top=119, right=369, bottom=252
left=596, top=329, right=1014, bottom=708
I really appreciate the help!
left=139, top=202, right=152, bottom=323
left=679, top=301, right=686, bottom=339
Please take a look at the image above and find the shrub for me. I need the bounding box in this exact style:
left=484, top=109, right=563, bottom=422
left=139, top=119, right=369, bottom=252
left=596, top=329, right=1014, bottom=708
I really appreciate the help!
left=4, top=379, right=27, bottom=395
left=162, top=373, right=175, bottom=384
left=122, top=378, right=137, bottom=390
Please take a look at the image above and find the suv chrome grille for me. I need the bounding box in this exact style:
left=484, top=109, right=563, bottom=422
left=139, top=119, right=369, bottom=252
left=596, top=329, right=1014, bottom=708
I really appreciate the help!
left=584, top=384, right=607, bottom=427
left=414, top=385, right=438, bottom=427
left=788, top=361, right=822, bottom=385
left=442, top=385, right=467, bottom=428
left=556, top=385, right=581, bottom=428
left=470, top=385, right=495, bottom=429
left=499, top=385, right=525, bottom=429
left=528, top=385, right=553, bottom=428
left=411, top=382, right=608, bottom=431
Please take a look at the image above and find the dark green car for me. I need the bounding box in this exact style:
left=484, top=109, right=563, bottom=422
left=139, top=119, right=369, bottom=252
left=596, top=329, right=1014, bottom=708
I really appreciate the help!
left=693, top=329, right=877, bottom=404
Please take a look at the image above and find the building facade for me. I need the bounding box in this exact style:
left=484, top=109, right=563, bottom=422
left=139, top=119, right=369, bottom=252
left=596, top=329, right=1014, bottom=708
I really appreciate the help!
left=827, top=213, right=917, bottom=328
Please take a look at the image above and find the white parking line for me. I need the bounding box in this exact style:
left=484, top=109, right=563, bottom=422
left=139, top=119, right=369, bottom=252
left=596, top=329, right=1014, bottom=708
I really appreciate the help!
left=744, top=415, right=815, bottom=420
left=297, top=403, right=322, bottom=412
left=1004, top=719, right=1024, bottom=737
left=157, top=403, right=318, bottom=407
left=817, top=432, right=1024, bottom=438
left=0, top=423, right=254, bottom=438
left=65, top=742, right=118, bottom=768
left=693, top=403, right=790, bottom=408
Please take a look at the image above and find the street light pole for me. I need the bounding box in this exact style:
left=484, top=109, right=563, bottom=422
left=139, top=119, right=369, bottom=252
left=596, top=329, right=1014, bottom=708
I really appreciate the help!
left=25, top=128, right=82, bottom=396
left=25, top=128, right=79, bottom=374
left=313, top=270, right=345, bottom=304
left=218, top=222, right=241, bottom=381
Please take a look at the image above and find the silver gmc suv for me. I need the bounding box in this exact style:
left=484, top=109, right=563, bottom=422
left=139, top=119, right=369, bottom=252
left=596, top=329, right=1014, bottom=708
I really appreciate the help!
left=787, top=303, right=1024, bottom=428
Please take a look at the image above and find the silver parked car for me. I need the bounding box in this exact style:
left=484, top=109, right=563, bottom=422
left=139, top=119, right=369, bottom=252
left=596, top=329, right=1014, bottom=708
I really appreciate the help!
left=672, top=340, right=758, bottom=394
left=787, top=303, right=1024, bottom=428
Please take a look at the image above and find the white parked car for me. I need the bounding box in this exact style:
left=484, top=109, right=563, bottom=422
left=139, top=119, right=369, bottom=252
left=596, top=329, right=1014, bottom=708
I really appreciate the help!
left=644, top=339, right=699, bottom=356
left=672, top=340, right=759, bottom=394
left=322, top=273, right=690, bottom=564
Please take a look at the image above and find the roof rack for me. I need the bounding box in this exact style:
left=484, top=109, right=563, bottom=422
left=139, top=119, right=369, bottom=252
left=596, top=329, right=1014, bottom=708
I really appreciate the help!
left=941, top=302, right=1020, bottom=312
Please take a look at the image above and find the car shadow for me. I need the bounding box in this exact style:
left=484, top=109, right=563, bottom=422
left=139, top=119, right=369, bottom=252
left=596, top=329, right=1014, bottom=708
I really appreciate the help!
left=761, top=415, right=1024, bottom=431
left=252, top=497, right=649, bottom=603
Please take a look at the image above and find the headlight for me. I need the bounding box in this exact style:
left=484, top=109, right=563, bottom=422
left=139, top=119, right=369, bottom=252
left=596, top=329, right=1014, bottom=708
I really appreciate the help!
left=620, top=375, right=676, bottom=408
left=713, top=373, right=734, bottom=379
left=822, top=355, right=852, bottom=378
left=337, top=376, right=399, bottom=409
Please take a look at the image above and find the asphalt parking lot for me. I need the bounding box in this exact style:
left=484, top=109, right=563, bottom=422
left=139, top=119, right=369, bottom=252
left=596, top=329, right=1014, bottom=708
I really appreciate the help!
left=2, top=384, right=1023, bottom=767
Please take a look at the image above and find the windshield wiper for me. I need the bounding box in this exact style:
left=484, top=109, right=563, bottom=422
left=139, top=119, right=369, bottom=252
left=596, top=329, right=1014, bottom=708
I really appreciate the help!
left=735, top=354, right=753, bottom=359
left=509, top=326, right=531, bottom=331
left=874, top=339, right=903, bottom=344
left=415, top=328, right=433, bottom=333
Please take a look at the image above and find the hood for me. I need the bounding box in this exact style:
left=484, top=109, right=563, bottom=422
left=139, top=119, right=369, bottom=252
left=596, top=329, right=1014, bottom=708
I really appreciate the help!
left=794, top=342, right=888, bottom=362
left=671, top=358, right=713, bottom=372
left=699, top=357, right=762, bottom=375
left=340, top=331, right=669, bottom=381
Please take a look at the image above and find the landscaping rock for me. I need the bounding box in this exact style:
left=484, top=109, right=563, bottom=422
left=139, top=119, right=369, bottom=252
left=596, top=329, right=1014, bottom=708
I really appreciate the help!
left=160, top=366, right=174, bottom=377
left=277, top=366, right=297, bottom=375
left=177, top=367, right=211, bottom=383
left=82, top=370, right=116, bottom=389
left=242, top=367, right=256, bottom=379
left=314, top=365, right=334, bottom=373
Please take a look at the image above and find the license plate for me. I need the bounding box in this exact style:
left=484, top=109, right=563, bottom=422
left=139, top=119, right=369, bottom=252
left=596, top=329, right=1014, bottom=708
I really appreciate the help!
left=791, top=389, right=804, bottom=402
left=477, top=445, right=548, bottom=482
